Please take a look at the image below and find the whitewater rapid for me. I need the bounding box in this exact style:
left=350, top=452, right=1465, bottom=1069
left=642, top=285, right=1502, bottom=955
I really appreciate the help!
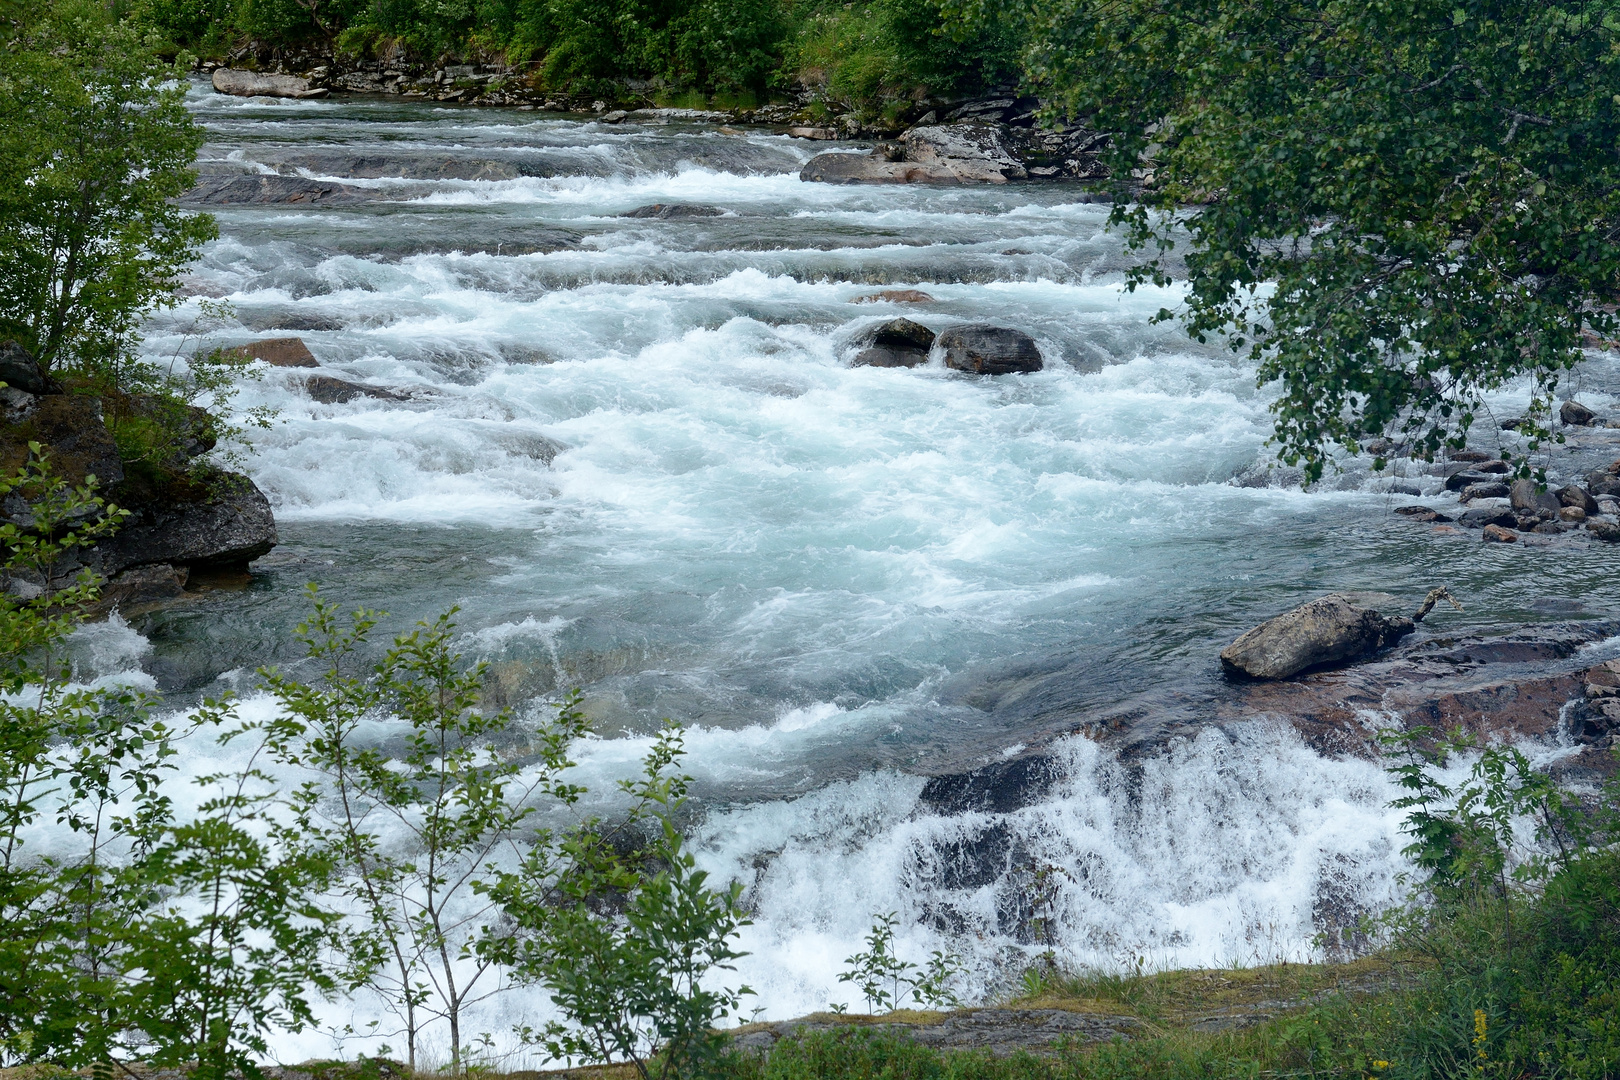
left=105, top=84, right=1620, bottom=1064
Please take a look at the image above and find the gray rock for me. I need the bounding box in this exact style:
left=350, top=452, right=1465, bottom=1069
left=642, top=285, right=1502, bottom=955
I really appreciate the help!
left=1444, top=469, right=1498, bottom=491
left=1219, top=592, right=1417, bottom=680
left=1556, top=484, right=1600, bottom=514
left=94, top=476, right=276, bottom=573
left=180, top=176, right=375, bottom=206
left=1588, top=468, right=1620, bottom=498
left=800, top=123, right=1028, bottom=185
left=938, top=325, right=1043, bottom=374
left=1560, top=399, right=1598, bottom=426
left=1459, top=507, right=1517, bottom=529
left=621, top=203, right=725, bottom=218
left=852, top=319, right=936, bottom=367
left=1590, top=520, right=1620, bottom=543
left=1459, top=482, right=1510, bottom=501
left=304, top=375, right=406, bottom=404
left=1393, top=505, right=1452, bottom=523
left=212, top=68, right=328, bottom=99
left=1509, top=479, right=1562, bottom=515
left=0, top=340, right=49, bottom=396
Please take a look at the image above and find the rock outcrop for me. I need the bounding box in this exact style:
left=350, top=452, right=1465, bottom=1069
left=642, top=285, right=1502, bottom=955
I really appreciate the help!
left=91, top=479, right=277, bottom=575
left=212, top=68, right=329, bottom=99
left=938, top=325, right=1043, bottom=374
left=180, top=176, right=375, bottom=206
left=620, top=203, right=725, bottom=218
left=852, top=318, right=935, bottom=368
left=1219, top=592, right=1417, bottom=680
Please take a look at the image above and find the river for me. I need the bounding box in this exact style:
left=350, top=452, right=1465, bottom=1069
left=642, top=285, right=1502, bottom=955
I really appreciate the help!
left=113, top=83, right=1620, bottom=1062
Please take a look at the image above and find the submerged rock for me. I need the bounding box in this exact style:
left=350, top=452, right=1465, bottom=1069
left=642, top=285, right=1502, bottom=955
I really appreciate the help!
left=854, top=289, right=935, bottom=304
left=180, top=176, right=375, bottom=206
left=939, top=325, right=1043, bottom=374
left=212, top=68, right=328, bottom=99
left=620, top=203, right=726, bottom=218
left=303, top=375, right=407, bottom=404
left=1219, top=592, right=1417, bottom=680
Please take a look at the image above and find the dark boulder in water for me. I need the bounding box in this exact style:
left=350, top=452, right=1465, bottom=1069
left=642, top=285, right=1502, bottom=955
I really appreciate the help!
left=1560, top=399, right=1598, bottom=426
left=95, top=478, right=277, bottom=574
left=1220, top=592, right=1416, bottom=680
left=181, top=175, right=376, bottom=206
left=304, top=375, right=407, bottom=404
left=853, top=318, right=936, bottom=368
left=621, top=203, right=726, bottom=218
left=938, top=325, right=1043, bottom=374
left=1510, top=479, right=1562, bottom=515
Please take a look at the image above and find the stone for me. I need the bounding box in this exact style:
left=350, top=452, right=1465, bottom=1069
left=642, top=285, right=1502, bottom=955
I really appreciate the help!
left=1448, top=450, right=1490, bottom=463
left=938, top=325, right=1043, bottom=374
left=93, top=475, right=276, bottom=573
left=852, top=318, right=936, bottom=368
left=600, top=110, right=628, bottom=123
left=1394, top=505, right=1452, bottom=523
left=788, top=126, right=838, bottom=140
left=224, top=337, right=318, bottom=367
left=1587, top=468, right=1620, bottom=498
left=0, top=394, right=123, bottom=489
left=1590, top=520, right=1620, bottom=543
left=1459, top=482, right=1510, bottom=501
left=1509, top=479, right=1562, bottom=515
left=1560, top=506, right=1587, bottom=523
left=621, top=203, right=725, bottom=219
left=1534, top=520, right=1572, bottom=534
left=801, top=123, right=1028, bottom=185
left=1459, top=507, right=1516, bottom=529
left=1474, top=459, right=1512, bottom=474
left=1444, top=469, right=1499, bottom=491
left=1560, top=399, right=1598, bottom=426
left=211, top=68, right=328, bottom=99
left=0, top=340, right=50, bottom=396
left=1556, top=484, right=1600, bottom=514
left=1483, top=524, right=1519, bottom=543
left=304, top=375, right=406, bottom=404
left=1220, top=592, right=1418, bottom=680
left=181, top=176, right=374, bottom=206
left=854, top=290, right=935, bottom=304
left=95, top=563, right=190, bottom=614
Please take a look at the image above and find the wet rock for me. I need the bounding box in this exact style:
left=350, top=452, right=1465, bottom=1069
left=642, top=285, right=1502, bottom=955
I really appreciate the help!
left=1449, top=450, right=1491, bottom=463
left=1459, top=482, right=1510, bottom=501
left=854, top=289, right=935, bottom=304
left=1586, top=465, right=1620, bottom=498
left=788, top=126, right=838, bottom=140
left=1509, top=479, right=1562, bottom=515
left=93, top=563, right=189, bottom=615
left=1533, top=520, right=1572, bottom=534
left=1560, top=399, right=1598, bottom=426
left=1483, top=524, right=1519, bottom=542
left=1556, top=484, right=1600, bottom=514
left=1459, top=507, right=1517, bottom=529
left=225, top=337, right=318, bottom=368
left=852, top=318, right=936, bottom=369
left=621, top=203, right=726, bottom=219
left=93, top=476, right=276, bottom=574
left=0, top=340, right=50, bottom=396
left=1590, top=520, right=1620, bottom=543
left=303, top=375, right=406, bottom=404
left=1444, top=469, right=1499, bottom=491
left=1560, top=506, right=1587, bottom=523
left=181, top=175, right=375, bottom=206
left=212, top=68, right=328, bottom=99
left=1219, top=592, right=1417, bottom=680
left=1394, top=505, right=1452, bottom=523
left=939, top=325, right=1043, bottom=374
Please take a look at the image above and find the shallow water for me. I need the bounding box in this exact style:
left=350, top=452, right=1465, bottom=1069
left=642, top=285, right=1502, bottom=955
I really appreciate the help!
left=113, top=84, right=1620, bottom=1057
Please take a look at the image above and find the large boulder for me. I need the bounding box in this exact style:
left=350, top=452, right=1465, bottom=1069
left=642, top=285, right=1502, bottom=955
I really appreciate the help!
left=852, top=318, right=936, bottom=368
left=1588, top=464, right=1620, bottom=498
left=1560, top=399, right=1598, bottom=426
left=1220, top=592, right=1417, bottom=680
left=938, top=325, right=1043, bottom=374
left=224, top=337, right=318, bottom=367
left=212, top=68, right=328, bottom=99
left=800, top=123, right=1028, bottom=185
left=180, top=176, right=373, bottom=207
left=1509, top=479, right=1563, bottom=515
left=0, top=394, right=123, bottom=489
left=93, top=475, right=277, bottom=574
left=620, top=203, right=725, bottom=219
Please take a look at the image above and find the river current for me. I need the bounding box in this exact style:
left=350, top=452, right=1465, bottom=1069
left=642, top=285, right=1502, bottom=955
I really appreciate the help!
left=104, top=84, right=1620, bottom=1061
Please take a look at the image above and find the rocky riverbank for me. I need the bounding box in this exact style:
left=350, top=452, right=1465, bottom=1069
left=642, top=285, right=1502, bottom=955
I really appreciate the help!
left=0, top=342, right=277, bottom=616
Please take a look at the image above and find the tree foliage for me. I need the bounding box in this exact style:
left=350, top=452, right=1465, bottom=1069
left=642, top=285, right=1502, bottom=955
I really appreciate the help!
left=0, top=0, right=216, bottom=377
left=1019, top=0, right=1620, bottom=480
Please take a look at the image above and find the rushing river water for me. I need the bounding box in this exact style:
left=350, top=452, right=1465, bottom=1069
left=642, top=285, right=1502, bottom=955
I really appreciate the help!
left=109, top=84, right=1620, bottom=1060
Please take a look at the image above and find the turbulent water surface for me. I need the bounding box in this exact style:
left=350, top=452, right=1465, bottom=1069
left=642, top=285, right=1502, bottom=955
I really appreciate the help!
left=114, top=84, right=1620, bottom=1058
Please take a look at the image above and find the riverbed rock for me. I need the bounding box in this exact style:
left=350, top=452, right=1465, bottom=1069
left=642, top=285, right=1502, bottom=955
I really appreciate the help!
left=212, top=68, right=329, bottom=99
left=93, top=476, right=277, bottom=574
left=1483, top=523, right=1519, bottom=542
left=181, top=175, right=375, bottom=206
left=852, top=318, right=936, bottom=368
left=854, top=290, right=935, bottom=304
left=1219, top=592, right=1416, bottom=680
left=1509, top=479, right=1562, bottom=515
left=303, top=375, right=407, bottom=404
left=1587, top=466, right=1620, bottom=498
left=939, top=325, right=1043, bottom=374
left=1556, top=484, right=1600, bottom=514
left=621, top=203, right=726, bottom=219
left=1458, top=507, right=1515, bottom=528
left=225, top=337, right=318, bottom=367
left=1590, top=520, right=1620, bottom=542
left=1560, top=506, right=1587, bottom=523
left=1394, top=505, right=1452, bottom=523
left=800, top=123, right=1028, bottom=184
left=1560, top=399, right=1598, bottom=426
left=1459, top=482, right=1510, bottom=501
left=0, top=341, right=50, bottom=396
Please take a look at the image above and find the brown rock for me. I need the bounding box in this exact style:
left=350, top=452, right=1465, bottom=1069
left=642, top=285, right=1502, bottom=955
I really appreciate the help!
left=1560, top=399, right=1598, bottom=426
left=854, top=290, right=935, bottom=304
left=1556, top=484, right=1600, bottom=513
left=224, top=337, right=318, bottom=368
left=1509, top=479, right=1562, bottom=515
left=1589, top=520, right=1620, bottom=543
left=1483, top=524, right=1519, bottom=543
left=0, top=394, right=123, bottom=489
left=1560, top=505, right=1588, bottom=523
left=304, top=376, right=406, bottom=404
